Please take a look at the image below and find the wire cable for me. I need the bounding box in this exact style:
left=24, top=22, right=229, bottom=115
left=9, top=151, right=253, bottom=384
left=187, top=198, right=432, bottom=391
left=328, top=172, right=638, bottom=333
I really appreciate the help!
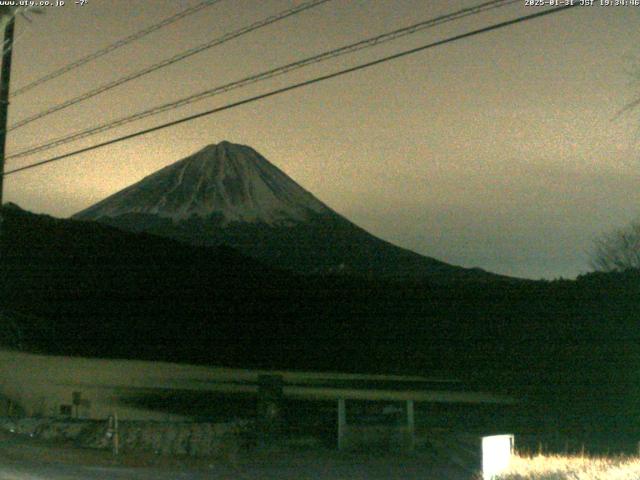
left=7, top=0, right=518, bottom=161
left=2, top=4, right=578, bottom=178
left=10, top=0, right=223, bottom=98
left=6, top=0, right=332, bottom=131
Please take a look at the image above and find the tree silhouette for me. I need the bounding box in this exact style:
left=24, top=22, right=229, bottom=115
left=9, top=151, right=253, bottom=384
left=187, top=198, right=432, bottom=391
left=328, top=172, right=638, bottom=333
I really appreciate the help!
left=591, top=218, right=640, bottom=272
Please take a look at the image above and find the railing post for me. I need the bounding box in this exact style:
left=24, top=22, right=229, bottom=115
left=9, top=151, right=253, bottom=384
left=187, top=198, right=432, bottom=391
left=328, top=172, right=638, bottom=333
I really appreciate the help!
left=406, top=399, right=415, bottom=452
left=337, top=398, right=346, bottom=450
left=257, top=374, right=284, bottom=440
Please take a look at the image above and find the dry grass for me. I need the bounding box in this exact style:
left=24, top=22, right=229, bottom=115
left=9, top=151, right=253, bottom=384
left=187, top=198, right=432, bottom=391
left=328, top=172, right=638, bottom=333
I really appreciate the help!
left=496, top=453, right=640, bottom=480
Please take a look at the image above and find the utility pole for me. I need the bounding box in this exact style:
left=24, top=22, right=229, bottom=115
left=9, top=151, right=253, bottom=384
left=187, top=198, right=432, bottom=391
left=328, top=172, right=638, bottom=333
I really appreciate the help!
left=0, top=13, right=14, bottom=241
left=0, top=14, right=15, bottom=208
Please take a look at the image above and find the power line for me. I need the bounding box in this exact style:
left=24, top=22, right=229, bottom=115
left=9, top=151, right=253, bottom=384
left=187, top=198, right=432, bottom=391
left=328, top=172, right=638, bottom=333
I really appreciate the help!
left=8, top=0, right=519, bottom=161
left=10, top=0, right=223, bottom=98
left=6, top=0, right=331, bottom=131
left=9, top=0, right=516, bottom=160
left=2, top=4, right=578, bottom=178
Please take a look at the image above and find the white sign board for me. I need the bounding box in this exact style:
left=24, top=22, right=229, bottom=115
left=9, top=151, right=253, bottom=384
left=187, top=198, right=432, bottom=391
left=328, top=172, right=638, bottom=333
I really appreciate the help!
left=482, top=434, right=514, bottom=480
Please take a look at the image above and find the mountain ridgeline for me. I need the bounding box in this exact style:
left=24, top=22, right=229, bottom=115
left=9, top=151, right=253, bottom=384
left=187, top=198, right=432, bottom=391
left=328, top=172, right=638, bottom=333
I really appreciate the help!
left=73, top=141, right=500, bottom=281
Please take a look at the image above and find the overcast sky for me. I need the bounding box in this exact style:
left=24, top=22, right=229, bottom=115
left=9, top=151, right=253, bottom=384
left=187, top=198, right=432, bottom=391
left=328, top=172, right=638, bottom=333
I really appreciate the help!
left=3, top=0, right=639, bottom=279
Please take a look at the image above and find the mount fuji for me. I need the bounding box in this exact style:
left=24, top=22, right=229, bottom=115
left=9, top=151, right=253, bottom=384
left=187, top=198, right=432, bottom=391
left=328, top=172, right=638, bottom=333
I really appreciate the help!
left=73, top=141, right=497, bottom=280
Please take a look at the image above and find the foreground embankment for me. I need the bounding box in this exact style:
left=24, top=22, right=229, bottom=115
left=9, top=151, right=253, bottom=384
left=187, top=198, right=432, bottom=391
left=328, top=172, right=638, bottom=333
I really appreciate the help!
left=497, top=453, right=640, bottom=480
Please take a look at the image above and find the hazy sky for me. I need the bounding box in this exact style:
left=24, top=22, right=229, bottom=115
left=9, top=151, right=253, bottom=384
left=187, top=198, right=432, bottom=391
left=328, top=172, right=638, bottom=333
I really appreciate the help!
left=3, top=0, right=640, bottom=279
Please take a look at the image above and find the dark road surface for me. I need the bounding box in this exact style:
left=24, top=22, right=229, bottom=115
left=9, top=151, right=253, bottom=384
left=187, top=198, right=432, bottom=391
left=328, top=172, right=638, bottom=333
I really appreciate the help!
left=0, top=454, right=472, bottom=479
left=0, top=429, right=474, bottom=479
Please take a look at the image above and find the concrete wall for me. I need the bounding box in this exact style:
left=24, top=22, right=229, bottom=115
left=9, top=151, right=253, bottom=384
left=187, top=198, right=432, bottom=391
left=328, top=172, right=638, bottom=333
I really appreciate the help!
left=0, top=416, right=251, bottom=457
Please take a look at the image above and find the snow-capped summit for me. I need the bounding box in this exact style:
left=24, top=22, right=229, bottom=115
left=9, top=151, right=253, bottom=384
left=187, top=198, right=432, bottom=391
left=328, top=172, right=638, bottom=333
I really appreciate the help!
left=74, top=141, right=331, bottom=225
